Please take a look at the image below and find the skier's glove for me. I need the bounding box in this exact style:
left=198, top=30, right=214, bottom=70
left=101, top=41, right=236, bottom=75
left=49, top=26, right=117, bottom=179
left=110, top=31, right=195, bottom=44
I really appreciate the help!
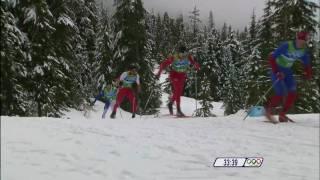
left=276, top=72, right=285, bottom=80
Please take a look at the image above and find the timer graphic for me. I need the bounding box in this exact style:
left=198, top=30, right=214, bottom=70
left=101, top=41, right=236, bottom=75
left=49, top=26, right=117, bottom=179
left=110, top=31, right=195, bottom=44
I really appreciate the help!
left=213, top=157, right=263, bottom=167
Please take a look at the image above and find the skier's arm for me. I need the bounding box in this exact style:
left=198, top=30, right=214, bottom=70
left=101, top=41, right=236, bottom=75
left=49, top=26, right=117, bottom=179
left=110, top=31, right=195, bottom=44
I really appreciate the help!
left=301, top=53, right=312, bottom=79
left=268, top=53, right=278, bottom=74
left=272, top=42, right=288, bottom=59
left=156, top=56, right=174, bottom=76
left=118, top=72, right=127, bottom=86
left=92, top=91, right=104, bottom=105
left=119, top=72, right=127, bottom=81
left=188, top=55, right=200, bottom=71
left=136, top=74, right=140, bottom=85
left=269, top=42, right=288, bottom=73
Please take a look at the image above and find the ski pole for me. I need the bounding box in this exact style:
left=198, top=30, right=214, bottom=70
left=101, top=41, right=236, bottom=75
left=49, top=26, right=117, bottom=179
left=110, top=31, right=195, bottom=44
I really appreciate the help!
left=194, top=70, right=198, bottom=116
left=140, top=89, right=154, bottom=119
left=119, top=108, right=123, bottom=120
left=243, top=79, right=279, bottom=121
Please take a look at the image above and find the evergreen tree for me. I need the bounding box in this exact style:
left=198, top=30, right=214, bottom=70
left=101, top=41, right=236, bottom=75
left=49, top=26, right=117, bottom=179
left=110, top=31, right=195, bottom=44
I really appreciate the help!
left=189, top=6, right=201, bottom=38
left=171, top=14, right=185, bottom=48
left=208, top=10, right=215, bottom=30
left=221, top=22, right=228, bottom=41
left=270, top=0, right=295, bottom=41
left=249, top=9, right=257, bottom=40
left=270, top=0, right=318, bottom=41
left=154, top=13, right=166, bottom=63
left=205, top=14, right=222, bottom=101
left=291, top=0, right=319, bottom=33
left=77, top=0, right=99, bottom=100
left=185, top=6, right=203, bottom=98
left=95, top=6, right=119, bottom=90
left=161, top=12, right=174, bottom=55
left=48, top=0, right=83, bottom=109
left=194, top=75, right=215, bottom=117
left=219, top=33, right=245, bottom=115
left=0, top=3, right=29, bottom=115
left=145, top=10, right=158, bottom=64
left=241, top=10, right=269, bottom=108
left=16, top=0, right=67, bottom=116
left=257, top=0, right=274, bottom=60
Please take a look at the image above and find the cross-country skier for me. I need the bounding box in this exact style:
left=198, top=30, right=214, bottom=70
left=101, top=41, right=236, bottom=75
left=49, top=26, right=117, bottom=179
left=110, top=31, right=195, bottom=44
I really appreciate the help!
left=156, top=45, right=200, bottom=117
left=265, top=31, right=313, bottom=122
left=110, top=65, right=141, bottom=119
left=91, top=79, right=118, bottom=119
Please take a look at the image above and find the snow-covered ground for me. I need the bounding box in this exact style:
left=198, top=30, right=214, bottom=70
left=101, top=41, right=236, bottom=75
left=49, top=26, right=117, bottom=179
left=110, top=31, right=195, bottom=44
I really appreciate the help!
left=2, top=102, right=319, bottom=180
left=1, top=73, right=319, bottom=180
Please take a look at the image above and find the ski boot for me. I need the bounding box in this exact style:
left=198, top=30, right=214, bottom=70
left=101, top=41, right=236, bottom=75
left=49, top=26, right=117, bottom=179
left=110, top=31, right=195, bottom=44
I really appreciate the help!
left=110, top=111, right=116, bottom=119
left=176, top=108, right=185, bottom=117
left=264, top=106, right=278, bottom=124
left=132, top=113, right=136, bottom=118
left=167, top=102, right=173, bottom=115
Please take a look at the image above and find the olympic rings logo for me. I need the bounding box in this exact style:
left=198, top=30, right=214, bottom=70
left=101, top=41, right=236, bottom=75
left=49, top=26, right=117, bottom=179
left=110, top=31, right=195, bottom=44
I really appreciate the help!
left=244, top=157, right=263, bottom=167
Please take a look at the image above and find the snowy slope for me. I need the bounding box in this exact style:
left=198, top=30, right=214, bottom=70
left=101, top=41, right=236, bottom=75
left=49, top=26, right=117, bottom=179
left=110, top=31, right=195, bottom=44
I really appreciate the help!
left=1, top=103, right=319, bottom=180
left=1, top=73, right=319, bottom=180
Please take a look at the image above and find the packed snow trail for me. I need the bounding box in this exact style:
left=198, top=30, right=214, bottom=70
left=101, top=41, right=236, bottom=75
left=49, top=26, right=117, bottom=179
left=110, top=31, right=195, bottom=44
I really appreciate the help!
left=1, top=73, right=319, bottom=180
left=1, top=106, right=319, bottom=180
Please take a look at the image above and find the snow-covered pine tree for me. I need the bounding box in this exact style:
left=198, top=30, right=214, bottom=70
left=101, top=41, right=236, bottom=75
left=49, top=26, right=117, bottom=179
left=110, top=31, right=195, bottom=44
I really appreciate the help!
left=270, top=0, right=295, bottom=41
left=16, top=0, right=70, bottom=116
left=81, top=0, right=98, bottom=99
left=145, top=10, right=157, bottom=64
left=185, top=6, right=202, bottom=98
left=257, top=0, right=274, bottom=60
left=0, top=2, right=29, bottom=115
left=144, top=12, right=162, bottom=114
left=154, top=13, right=165, bottom=63
left=208, top=10, right=215, bottom=30
left=95, top=6, right=120, bottom=90
left=220, top=22, right=228, bottom=41
left=239, top=26, right=248, bottom=41
left=189, top=6, right=201, bottom=38
left=161, top=12, right=174, bottom=56
left=47, top=0, right=84, bottom=110
left=65, top=0, right=99, bottom=106
left=291, top=0, right=319, bottom=33
left=192, top=10, right=222, bottom=111
left=242, top=10, right=269, bottom=108
left=194, top=74, right=215, bottom=117
left=219, top=32, right=246, bottom=115
left=171, top=14, right=185, bottom=50
left=270, top=0, right=318, bottom=41
left=204, top=11, right=223, bottom=102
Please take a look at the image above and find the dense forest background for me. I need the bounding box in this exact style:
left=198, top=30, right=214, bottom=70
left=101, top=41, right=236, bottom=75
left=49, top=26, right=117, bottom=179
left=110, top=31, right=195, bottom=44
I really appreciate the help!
left=1, top=0, right=319, bottom=117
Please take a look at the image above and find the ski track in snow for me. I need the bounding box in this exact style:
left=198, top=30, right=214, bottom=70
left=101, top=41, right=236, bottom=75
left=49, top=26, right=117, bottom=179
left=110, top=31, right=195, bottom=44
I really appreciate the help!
left=1, top=109, right=319, bottom=180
